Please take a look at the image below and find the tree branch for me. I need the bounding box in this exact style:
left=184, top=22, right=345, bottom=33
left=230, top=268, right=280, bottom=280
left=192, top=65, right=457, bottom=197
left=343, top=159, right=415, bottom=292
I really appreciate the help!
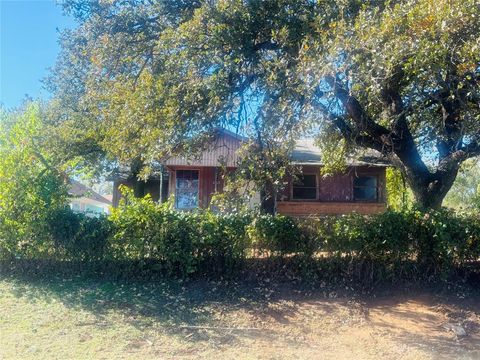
left=313, top=100, right=385, bottom=152
left=325, top=75, right=391, bottom=139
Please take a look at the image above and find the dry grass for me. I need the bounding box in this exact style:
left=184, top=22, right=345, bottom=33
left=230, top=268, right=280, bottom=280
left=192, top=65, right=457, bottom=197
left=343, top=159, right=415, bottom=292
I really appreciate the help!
left=1, top=274, right=479, bottom=360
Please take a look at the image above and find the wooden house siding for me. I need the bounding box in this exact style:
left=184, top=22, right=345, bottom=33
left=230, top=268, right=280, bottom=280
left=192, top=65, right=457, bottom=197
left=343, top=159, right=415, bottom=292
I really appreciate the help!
left=164, top=132, right=242, bottom=167
left=277, top=202, right=386, bottom=216
left=279, top=166, right=386, bottom=202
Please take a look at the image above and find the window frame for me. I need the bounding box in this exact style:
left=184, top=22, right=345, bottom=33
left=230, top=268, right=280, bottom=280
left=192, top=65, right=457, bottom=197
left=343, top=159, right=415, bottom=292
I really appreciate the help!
left=175, top=169, right=200, bottom=210
left=352, top=175, right=379, bottom=202
left=291, top=173, right=318, bottom=201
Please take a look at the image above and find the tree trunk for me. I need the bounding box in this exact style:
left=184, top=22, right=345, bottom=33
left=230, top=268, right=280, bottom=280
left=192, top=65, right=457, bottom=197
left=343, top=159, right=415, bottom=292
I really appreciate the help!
left=411, top=187, right=444, bottom=210
left=131, top=157, right=146, bottom=198
left=405, top=166, right=460, bottom=210
left=260, top=182, right=276, bottom=215
left=133, top=178, right=146, bottom=198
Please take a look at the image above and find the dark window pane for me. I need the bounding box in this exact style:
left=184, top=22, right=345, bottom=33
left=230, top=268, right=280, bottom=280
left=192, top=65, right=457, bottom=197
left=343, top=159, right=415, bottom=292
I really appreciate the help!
left=353, top=176, right=378, bottom=201
left=293, top=174, right=316, bottom=187
left=293, top=187, right=317, bottom=200
left=354, top=176, right=377, bottom=187
left=292, top=174, right=317, bottom=200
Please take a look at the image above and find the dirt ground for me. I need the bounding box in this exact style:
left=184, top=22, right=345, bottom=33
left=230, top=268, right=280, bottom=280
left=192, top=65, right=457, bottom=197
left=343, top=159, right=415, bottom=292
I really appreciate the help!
left=165, top=290, right=480, bottom=359
left=1, top=276, right=479, bottom=360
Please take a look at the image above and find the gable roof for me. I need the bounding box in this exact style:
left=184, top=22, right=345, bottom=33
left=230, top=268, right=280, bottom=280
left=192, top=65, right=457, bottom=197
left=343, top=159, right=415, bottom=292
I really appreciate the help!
left=68, top=179, right=112, bottom=205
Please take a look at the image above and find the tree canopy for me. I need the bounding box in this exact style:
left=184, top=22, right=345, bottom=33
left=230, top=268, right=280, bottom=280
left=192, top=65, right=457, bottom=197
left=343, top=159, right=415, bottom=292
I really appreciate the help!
left=48, top=0, right=480, bottom=208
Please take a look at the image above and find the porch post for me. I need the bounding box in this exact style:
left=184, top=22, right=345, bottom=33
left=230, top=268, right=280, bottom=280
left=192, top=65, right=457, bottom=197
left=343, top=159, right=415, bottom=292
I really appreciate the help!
left=159, top=165, right=164, bottom=204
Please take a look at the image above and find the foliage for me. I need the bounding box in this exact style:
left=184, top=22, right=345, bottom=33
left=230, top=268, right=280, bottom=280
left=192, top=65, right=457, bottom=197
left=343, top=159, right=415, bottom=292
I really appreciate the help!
left=386, top=167, right=414, bottom=211
left=49, top=0, right=480, bottom=209
left=247, top=214, right=312, bottom=256
left=47, top=208, right=112, bottom=261
left=0, top=104, right=69, bottom=259
left=109, top=188, right=252, bottom=275
left=302, top=0, right=480, bottom=208
left=444, top=159, right=480, bottom=211
left=2, top=182, right=480, bottom=281
left=109, top=190, right=196, bottom=275
left=196, top=210, right=252, bottom=273
left=317, top=209, right=480, bottom=276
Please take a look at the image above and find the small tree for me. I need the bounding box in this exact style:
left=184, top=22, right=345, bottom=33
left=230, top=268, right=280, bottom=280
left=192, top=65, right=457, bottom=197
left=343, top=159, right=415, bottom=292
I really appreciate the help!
left=0, top=103, right=68, bottom=259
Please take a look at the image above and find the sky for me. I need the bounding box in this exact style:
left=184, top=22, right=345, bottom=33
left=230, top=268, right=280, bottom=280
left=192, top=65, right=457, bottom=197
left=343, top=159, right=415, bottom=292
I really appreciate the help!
left=0, top=0, right=76, bottom=109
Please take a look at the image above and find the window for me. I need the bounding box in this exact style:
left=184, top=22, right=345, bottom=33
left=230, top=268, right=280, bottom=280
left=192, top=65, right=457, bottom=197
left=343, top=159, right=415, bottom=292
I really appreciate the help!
left=175, top=170, right=199, bottom=209
left=353, top=176, right=378, bottom=201
left=292, top=174, right=317, bottom=200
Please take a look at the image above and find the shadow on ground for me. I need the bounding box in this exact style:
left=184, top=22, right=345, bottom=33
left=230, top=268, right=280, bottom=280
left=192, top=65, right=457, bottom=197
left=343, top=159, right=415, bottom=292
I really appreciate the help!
left=1, top=261, right=480, bottom=358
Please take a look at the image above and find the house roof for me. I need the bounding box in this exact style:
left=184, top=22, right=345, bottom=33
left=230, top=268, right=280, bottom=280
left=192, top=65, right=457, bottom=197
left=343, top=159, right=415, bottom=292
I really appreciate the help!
left=291, top=139, right=389, bottom=166
left=68, top=180, right=112, bottom=205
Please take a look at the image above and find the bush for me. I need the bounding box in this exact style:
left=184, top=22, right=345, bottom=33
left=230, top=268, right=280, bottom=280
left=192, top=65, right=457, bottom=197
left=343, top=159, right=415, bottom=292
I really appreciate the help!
left=195, top=211, right=252, bottom=273
left=247, top=214, right=311, bottom=255
left=109, top=192, right=196, bottom=275
left=3, top=176, right=480, bottom=283
left=325, top=211, right=413, bottom=262
left=109, top=189, right=252, bottom=275
left=408, top=209, right=480, bottom=272
left=47, top=208, right=112, bottom=261
left=308, top=209, right=480, bottom=280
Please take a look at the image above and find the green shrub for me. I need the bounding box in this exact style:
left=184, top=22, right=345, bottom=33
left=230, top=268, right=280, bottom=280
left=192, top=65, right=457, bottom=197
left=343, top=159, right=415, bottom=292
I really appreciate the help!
left=0, top=104, right=69, bottom=260
left=196, top=211, right=252, bottom=272
left=309, top=209, right=480, bottom=279
left=2, top=172, right=480, bottom=282
left=247, top=214, right=310, bottom=255
left=47, top=208, right=112, bottom=261
left=331, top=211, right=413, bottom=262
left=109, top=188, right=252, bottom=275
left=109, top=191, right=197, bottom=274
left=408, top=209, right=480, bottom=272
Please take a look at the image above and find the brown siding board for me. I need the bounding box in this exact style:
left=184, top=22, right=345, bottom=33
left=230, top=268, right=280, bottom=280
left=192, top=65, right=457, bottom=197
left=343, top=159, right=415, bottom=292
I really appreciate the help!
left=203, top=167, right=216, bottom=207
left=319, top=172, right=353, bottom=202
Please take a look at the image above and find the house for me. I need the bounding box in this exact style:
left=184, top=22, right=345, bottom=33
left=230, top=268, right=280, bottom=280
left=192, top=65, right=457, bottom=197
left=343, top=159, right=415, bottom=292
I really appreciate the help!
left=68, top=179, right=112, bottom=216
left=111, top=129, right=388, bottom=215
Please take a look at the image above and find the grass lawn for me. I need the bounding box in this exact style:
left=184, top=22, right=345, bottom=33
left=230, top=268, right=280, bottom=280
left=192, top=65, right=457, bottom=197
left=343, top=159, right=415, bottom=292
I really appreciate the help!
left=1, top=272, right=480, bottom=360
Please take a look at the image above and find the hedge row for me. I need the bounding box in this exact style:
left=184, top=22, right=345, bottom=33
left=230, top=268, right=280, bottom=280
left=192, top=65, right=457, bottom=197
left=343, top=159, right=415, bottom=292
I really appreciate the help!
left=1, top=192, right=479, bottom=278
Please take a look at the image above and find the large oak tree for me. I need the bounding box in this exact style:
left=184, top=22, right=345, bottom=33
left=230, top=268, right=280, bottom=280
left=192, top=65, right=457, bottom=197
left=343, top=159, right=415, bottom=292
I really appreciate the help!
left=48, top=0, right=480, bottom=209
